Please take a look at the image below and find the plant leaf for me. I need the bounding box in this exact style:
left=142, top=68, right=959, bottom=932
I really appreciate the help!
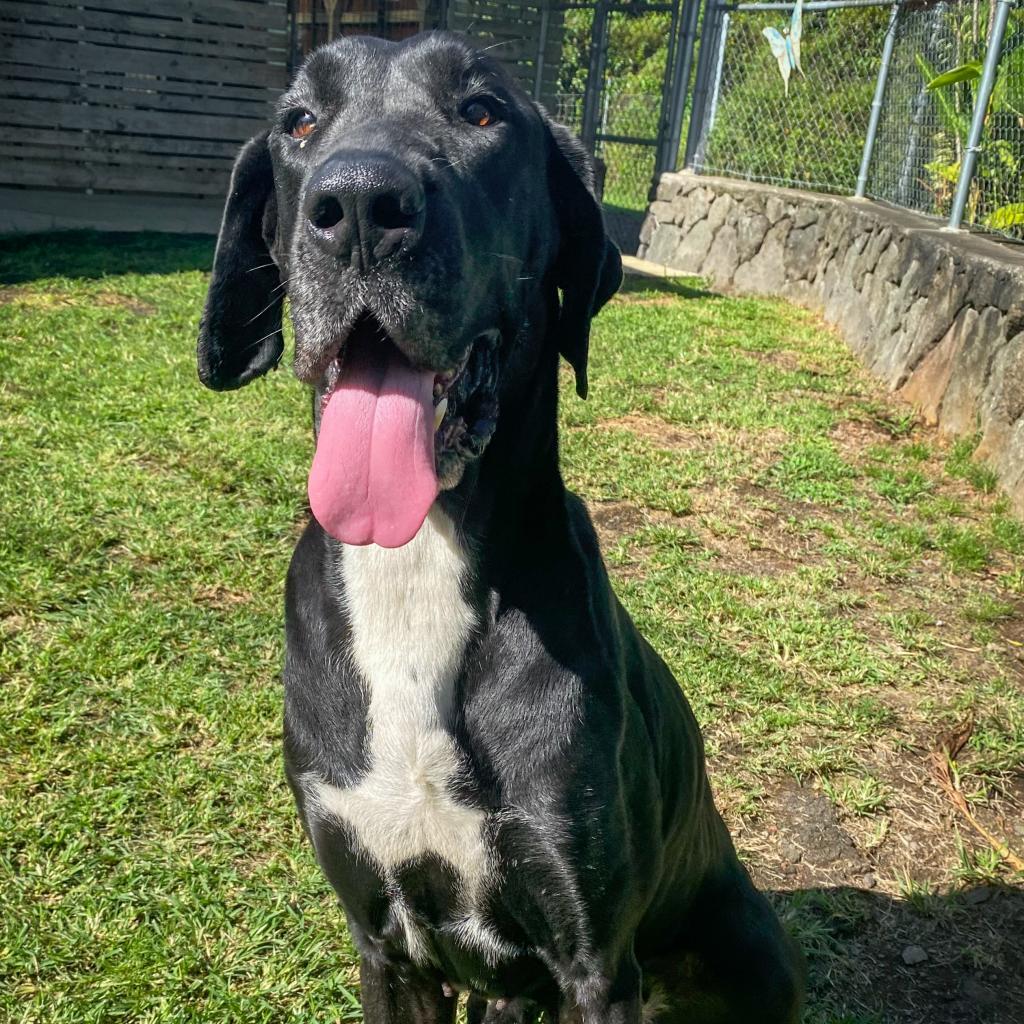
left=916, top=54, right=969, bottom=140
left=927, top=61, right=983, bottom=90
left=984, top=203, right=1024, bottom=229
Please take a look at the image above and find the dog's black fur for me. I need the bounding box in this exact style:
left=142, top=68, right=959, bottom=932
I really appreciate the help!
left=198, top=32, right=803, bottom=1023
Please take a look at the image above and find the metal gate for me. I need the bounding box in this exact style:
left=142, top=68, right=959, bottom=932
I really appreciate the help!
left=568, top=0, right=700, bottom=249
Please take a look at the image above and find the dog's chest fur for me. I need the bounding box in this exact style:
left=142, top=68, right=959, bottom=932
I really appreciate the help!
left=303, top=510, right=502, bottom=959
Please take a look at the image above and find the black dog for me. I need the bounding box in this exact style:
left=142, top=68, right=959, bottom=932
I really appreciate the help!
left=197, top=32, right=803, bottom=1023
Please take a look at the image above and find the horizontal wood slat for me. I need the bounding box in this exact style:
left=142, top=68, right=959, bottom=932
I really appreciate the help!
left=0, top=76, right=276, bottom=121
left=4, top=125, right=244, bottom=160
left=0, top=23, right=282, bottom=68
left=0, top=141, right=233, bottom=175
left=0, top=61, right=282, bottom=104
left=0, top=36, right=286, bottom=90
left=0, top=98, right=266, bottom=143
left=1, top=158, right=228, bottom=196
left=0, top=3, right=286, bottom=57
left=37, top=0, right=287, bottom=31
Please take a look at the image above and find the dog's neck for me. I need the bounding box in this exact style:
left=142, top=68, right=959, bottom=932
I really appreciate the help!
left=437, top=341, right=570, bottom=576
left=329, top=334, right=575, bottom=632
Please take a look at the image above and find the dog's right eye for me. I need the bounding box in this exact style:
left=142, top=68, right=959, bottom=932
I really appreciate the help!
left=288, top=111, right=317, bottom=141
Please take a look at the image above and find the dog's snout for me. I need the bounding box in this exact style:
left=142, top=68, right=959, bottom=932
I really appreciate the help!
left=304, top=152, right=425, bottom=270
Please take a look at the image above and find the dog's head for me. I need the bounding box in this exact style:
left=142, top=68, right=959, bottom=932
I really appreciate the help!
left=198, top=31, right=621, bottom=547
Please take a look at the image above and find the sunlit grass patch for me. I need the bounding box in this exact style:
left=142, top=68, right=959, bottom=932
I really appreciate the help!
left=3, top=237, right=1023, bottom=1024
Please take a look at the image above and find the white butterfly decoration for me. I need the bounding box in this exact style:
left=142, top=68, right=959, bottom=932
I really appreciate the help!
left=762, top=0, right=804, bottom=97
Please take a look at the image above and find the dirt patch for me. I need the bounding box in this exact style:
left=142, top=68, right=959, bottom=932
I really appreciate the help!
left=830, top=416, right=903, bottom=451
left=194, top=584, right=254, bottom=608
left=587, top=499, right=647, bottom=544
left=599, top=413, right=708, bottom=451
left=750, top=348, right=833, bottom=377
left=775, top=883, right=1024, bottom=1024
left=0, top=612, right=28, bottom=639
left=688, top=483, right=843, bottom=575
left=0, top=286, right=155, bottom=316
left=612, top=294, right=680, bottom=307
left=0, top=286, right=76, bottom=309
left=726, top=773, right=1024, bottom=1022
left=94, top=291, right=157, bottom=316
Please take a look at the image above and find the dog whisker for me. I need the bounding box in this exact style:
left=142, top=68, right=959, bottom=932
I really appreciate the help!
left=480, top=39, right=519, bottom=53
left=233, top=326, right=282, bottom=358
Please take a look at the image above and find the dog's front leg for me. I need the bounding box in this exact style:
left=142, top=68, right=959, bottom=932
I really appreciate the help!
left=557, top=957, right=643, bottom=1024
left=359, top=954, right=456, bottom=1024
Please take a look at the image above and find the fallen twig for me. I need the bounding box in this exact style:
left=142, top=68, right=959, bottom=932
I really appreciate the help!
left=928, top=714, right=1024, bottom=873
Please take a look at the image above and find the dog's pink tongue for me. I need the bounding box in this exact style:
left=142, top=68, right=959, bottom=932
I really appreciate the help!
left=308, top=339, right=438, bottom=548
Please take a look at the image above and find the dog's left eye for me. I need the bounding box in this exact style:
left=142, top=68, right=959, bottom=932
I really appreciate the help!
left=288, top=111, right=317, bottom=140
left=461, top=99, right=498, bottom=128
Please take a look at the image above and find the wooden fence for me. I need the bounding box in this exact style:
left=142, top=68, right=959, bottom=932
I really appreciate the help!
left=0, top=0, right=288, bottom=230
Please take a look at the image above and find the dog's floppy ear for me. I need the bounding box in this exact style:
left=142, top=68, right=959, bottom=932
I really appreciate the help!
left=542, top=114, right=623, bottom=399
left=197, top=132, right=284, bottom=391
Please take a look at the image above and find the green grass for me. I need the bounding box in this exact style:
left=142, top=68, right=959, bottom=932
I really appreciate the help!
left=3, top=234, right=1023, bottom=1023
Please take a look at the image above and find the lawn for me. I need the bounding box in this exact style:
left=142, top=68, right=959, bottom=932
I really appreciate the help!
left=1, top=232, right=1022, bottom=1023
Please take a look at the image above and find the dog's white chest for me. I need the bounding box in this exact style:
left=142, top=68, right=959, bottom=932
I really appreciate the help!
left=305, top=511, right=488, bottom=890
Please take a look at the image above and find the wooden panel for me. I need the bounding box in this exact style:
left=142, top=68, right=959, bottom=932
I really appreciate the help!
left=0, top=16, right=285, bottom=65
left=446, top=0, right=567, bottom=109
left=0, top=61, right=283, bottom=104
left=0, top=77, right=276, bottom=121
left=0, top=141, right=232, bottom=175
left=0, top=36, right=287, bottom=90
left=0, top=98, right=266, bottom=143
left=0, top=158, right=228, bottom=196
left=37, top=0, right=288, bottom=31
left=3, top=126, right=244, bottom=160
left=0, top=0, right=286, bottom=203
left=0, top=4, right=287, bottom=59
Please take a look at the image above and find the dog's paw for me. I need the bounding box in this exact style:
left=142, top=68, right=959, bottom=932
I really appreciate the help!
left=466, top=993, right=542, bottom=1023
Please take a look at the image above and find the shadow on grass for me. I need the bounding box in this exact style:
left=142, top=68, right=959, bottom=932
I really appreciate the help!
left=617, top=271, right=720, bottom=301
left=775, top=884, right=1024, bottom=1023
left=0, top=230, right=214, bottom=284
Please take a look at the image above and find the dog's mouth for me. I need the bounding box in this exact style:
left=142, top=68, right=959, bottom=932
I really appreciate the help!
left=308, top=314, right=500, bottom=548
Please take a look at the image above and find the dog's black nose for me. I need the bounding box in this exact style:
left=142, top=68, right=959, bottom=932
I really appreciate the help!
left=304, top=152, right=425, bottom=270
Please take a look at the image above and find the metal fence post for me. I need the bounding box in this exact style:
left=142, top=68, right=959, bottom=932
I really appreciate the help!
left=702, top=10, right=730, bottom=146
left=683, top=0, right=724, bottom=168
left=653, top=0, right=683, bottom=176
left=657, top=0, right=702, bottom=174
left=855, top=0, right=902, bottom=198
left=946, top=0, right=1014, bottom=230
left=533, top=1, right=551, bottom=102
left=581, top=0, right=612, bottom=153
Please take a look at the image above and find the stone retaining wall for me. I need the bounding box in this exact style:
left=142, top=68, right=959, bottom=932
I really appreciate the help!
left=638, top=172, right=1024, bottom=513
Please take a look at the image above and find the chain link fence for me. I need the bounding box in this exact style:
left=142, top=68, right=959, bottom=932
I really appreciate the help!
left=695, top=5, right=890, bottom=192
left=556, top=91, right=663, bottom=211
left=688, top=0, right=1024, bottom=242
left=867, top=0, right=1024, bottom=237
left=864, top=2, right=964, bottom=218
